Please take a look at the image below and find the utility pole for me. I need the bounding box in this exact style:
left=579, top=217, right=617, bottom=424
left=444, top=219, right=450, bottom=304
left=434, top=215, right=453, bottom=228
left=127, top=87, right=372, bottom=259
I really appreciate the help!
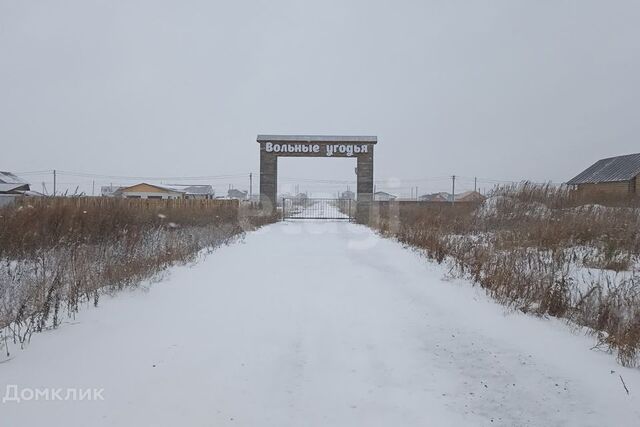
left=451, top=175, right=456, bottom=204
left=53, top=169, right=57, bottom=196
left=92, top=180, right=95, bottom=196
left=416, top=186, right=419, bottom=201
left=249, top=173, right=253, bottom=199
left=474, top=177, right=477, bottom=193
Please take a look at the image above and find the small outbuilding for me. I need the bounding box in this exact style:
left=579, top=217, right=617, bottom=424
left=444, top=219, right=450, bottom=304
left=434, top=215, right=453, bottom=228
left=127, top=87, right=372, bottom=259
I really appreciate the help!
left=567, top=153, right=640, bottom=195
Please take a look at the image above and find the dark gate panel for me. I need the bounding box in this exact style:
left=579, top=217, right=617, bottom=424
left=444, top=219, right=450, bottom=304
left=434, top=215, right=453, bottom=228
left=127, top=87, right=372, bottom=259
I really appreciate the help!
left=281, top=198, right=354, bottom=220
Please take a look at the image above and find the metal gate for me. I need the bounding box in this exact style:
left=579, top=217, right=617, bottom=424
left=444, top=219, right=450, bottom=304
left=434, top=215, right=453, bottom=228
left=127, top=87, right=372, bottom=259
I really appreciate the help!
left=281, top=198, right=354, bottom=220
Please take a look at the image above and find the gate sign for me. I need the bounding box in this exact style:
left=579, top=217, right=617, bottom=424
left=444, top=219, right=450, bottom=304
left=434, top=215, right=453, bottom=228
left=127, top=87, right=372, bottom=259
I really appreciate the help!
left=264, top=142, right=369, bottom=157
left=257, top=135, right=377, bottom=222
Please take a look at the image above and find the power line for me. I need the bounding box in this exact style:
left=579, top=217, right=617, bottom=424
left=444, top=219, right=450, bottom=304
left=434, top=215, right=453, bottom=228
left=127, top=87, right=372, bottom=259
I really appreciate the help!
left=373, top=176, right=452, bottom=183
left=11, top=168, right=562, bottom=190
left=12, top=169, right=53, bottom=175
left=55, top=170, right=250, bottom=181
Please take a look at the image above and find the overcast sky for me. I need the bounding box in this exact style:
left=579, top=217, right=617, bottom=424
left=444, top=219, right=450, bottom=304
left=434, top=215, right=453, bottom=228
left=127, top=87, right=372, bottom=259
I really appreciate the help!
left=1, top=0, right=639, bottom=196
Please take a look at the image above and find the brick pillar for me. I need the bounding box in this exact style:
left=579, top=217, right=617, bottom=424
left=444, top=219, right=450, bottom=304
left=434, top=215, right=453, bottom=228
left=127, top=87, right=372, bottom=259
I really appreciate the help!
left=259, top=149, right=278, bottom=213
left=356, top=146, right=374, bottom=224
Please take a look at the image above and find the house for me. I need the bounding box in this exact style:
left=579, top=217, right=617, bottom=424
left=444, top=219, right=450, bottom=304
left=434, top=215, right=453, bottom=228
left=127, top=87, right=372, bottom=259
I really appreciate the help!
left=373, top=191, right=397, bottom=201
left=165, top=184, right=215, bottom=199
left=0, top=171, right=30, bottom=195
left=455, top=191, right=486, bottom=202
left=567, top=153, right=640, bottom=195
left=227, top=188, right=248, bottom=200
left=340, top=190, right=356, bottom=200
left=418, top=191, right=485, bottom=202
left=116, top=183, right=185, bottom=199
left=419, top=192, right=450, bottom=202
left=103, top=183, right=214, bottom=199
left=0, top=171, right=37, bottom=207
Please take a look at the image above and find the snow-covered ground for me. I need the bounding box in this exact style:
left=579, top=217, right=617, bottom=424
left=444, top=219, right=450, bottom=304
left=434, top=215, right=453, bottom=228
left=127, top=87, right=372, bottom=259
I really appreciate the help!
left=1, top=221, right=639, bottom=426
left=286, top=200, right=350, bottom=219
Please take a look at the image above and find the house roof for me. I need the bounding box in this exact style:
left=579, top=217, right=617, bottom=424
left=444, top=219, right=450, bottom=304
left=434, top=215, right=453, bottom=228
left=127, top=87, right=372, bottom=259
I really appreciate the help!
left=257, top=135, right=377, bottom=144
left=0, top=171, right=28, bottom=185
left=567, top=153, right=640, bottom=185
left=0, top=183, right=29, bottom=193
left=456, top=191, right=486, bottom=201
left=119, top=183, right=186, bottom=194
left=0, top=172, right=30, bottom=194
left=420, top=192, right=450, bottom=201
left=165, top=184, right=214, bottom=195
left=101, top=185, right=124, bottom=194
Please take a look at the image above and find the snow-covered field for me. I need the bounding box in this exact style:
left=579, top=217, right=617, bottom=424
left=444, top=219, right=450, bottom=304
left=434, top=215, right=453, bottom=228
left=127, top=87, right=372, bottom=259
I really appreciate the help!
left=1, top=221, right=639, bottom=426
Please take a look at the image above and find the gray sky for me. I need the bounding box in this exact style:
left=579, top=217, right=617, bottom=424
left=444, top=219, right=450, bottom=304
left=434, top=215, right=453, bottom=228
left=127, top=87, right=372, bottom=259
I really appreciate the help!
left=1, top=0, right=639, bottom=196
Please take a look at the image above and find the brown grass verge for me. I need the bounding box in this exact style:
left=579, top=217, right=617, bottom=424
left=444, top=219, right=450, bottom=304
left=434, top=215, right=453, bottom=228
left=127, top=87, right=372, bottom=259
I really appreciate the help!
left=370, top=183, right=640, bottom=366
left=0, top=197, right=277, bottom=355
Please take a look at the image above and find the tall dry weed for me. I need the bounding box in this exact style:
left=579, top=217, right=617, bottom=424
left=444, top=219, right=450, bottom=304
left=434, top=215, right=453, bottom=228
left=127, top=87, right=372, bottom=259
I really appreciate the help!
left=372, top=184, right=640, bottom=366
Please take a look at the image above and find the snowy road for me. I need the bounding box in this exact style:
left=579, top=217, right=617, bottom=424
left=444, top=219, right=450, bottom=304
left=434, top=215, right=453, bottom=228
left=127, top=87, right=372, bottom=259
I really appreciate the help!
left=2, top=221, right=640, bottom=426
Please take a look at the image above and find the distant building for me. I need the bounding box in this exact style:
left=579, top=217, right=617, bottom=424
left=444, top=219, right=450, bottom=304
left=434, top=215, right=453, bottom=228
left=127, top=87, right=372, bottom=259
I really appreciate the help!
left=101, top=185, right=124, bottom=197
left=567, top=153, right=640, bottom=195
left=340, top=190, right=355, bottom=200
left=0, top=171, right=30, bottom=195
left=373, top=191, right=397, bottom=201
left=276, top=192, right=293, bottom=200
left=0, top=171, right=37, bottom=207
left=104, top=183, right=215, bottom=199
left=165, top=184, right=215, bottom=199
left=419, top=192, right=450, bottom=202
left=455, top=191, right=486, bottom=202
left=418, top=191, right=484, bottom=202
left=227, top=188, right=248, bottom=200
left=292, top=192, right=308, bottom=202
left=116, top=183, right=185, bottom=199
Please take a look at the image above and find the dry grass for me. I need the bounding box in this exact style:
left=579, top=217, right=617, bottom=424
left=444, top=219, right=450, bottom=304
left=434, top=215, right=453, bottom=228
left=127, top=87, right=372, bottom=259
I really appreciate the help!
left=371, top=183, right=640, bottom=366
left=0, top=197, right=276, bottom=355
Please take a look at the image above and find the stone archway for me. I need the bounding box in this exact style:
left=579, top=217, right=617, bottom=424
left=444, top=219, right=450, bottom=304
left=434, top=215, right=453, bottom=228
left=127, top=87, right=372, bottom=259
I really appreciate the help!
left=257, top=135, right=376, bottom=223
